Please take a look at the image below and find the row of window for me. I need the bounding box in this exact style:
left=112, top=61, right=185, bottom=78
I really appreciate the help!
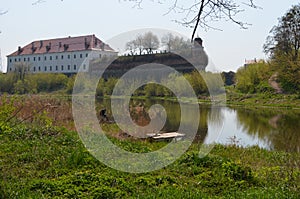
left=9, top=64, right=87, bottom=72
left=9, top=53, right=89, bottom=63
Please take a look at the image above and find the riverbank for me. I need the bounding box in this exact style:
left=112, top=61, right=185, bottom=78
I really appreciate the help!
left=1, top=95, right=300, bottom=198
left=225, top=87, right=300, bottom=109
left=1, top=124, right=299, bottom=198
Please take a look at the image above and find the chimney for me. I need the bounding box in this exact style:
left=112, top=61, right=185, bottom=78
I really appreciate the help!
left=40, top=40, right=43, bottom=48
left=63, top=44, right=69, bottom=51
left=84, top=38, right=90, bottom=49
left=59, top=42, right=62, bottom=48
left=46, top=42, right=51, bottom=52
left=31, top=42, right=37, bottom=53
left=18, top=46, right=23, bottom=54
left=101, top=43, right=105, bottom=51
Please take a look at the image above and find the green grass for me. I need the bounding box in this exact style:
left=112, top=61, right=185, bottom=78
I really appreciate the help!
left=1, top=120, right=299, bottom=198
left=0, top=95, right=299, bottom=198
left=225, top=86, right=300, bottom=108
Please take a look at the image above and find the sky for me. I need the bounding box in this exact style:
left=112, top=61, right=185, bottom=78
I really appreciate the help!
left=0, top=0, right=298, bottom=72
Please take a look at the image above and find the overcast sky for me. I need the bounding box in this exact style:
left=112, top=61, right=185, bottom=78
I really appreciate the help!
left=0, top=0, right=298, bottom=72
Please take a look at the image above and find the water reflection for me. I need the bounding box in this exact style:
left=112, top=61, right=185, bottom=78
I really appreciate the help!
left=96, top=98, right=300, bottom=153
left=234, top=107, right=300, bottom=152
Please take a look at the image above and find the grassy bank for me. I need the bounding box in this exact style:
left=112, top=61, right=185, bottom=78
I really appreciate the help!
left=225, top=87, right=300, bottom=109
left=0, top=110, right=299, bottom=198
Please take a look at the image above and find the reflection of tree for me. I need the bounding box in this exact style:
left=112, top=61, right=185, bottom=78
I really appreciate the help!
left=96, top=98, right=214, bottom=143
left=269, top=114, right=300, bottom=152
left=235, top=108, right=300, bottom=152
left=235, top=108, right=274, bottom=138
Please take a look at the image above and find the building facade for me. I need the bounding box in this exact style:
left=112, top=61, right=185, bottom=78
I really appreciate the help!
left=6, top=34, right=117, bottom=74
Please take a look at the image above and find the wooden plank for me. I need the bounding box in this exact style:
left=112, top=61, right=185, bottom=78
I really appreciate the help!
left=147, top=132, right=185, bottom=141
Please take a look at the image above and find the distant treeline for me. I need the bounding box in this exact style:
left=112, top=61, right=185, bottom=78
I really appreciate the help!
left=1, top=61, right=298, bottom=96
left=0, top=70, right=224, bottom=97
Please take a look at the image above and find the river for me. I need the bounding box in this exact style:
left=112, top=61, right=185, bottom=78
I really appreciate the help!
left=97, top=98, right=300, bottom=153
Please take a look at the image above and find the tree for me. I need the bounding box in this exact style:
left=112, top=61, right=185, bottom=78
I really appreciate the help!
left=264, top=4, right=300, bottom=93
left=123, top=0, right=258, bottom=41
left=142, top=32, right=159, bottom=54
left=14, top=62, right=30, bottom=81
left=161, top=33, right=175, bottom=52
left=161, top=33, right=191, bottom=53
left=125, top=32, right=159, bottom=55
left=235, top=62, right=273, bottom=93
left=125, top=34, right=144, bottom=55
left=125, top=40, right=136, bottom=56
left=264, top=4, right=300, bottom=61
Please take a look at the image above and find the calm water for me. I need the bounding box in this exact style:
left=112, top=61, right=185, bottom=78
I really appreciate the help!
left=97, top=98, right=300, bottom=153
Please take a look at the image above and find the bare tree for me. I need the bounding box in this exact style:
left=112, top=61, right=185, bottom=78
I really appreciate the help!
left=125, top=32, right=159, bottom=55
left=32, top=0, right=46, bottom=5
left=142, top=32, right=159, bottom=54
left=125, top=34, right=144, bottom=55
left=161, top=33, right=174, bottom=52
left=122, top=0, right=259, bottom=41
left=135, top=34, right=144, bottom=55
left=125, top=40, right=136, bottom=55
left=161, top=33, right=191, bottom=53
left=14, top=62, right=30, bottom=81
left=0, top=9, right=8, bottom=34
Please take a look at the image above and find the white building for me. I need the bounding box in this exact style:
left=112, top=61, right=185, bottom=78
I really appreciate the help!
left=6, top=34, right=117, bottom=74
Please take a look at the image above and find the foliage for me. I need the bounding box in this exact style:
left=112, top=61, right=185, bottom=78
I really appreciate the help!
left=95, top=71, right=224, bottom=98
left=0, top=73, right=69, bottom=94
left=264, top=4, right=300, bottom=61
left=264, top=4, right=300, bottom=93
left=270, top=53, right=300, bottom=93
left=235, top=62, right=273, bottom=93
left=0, top=96, right=300, bottom=198
left=0, top=73, right=17, bottom=93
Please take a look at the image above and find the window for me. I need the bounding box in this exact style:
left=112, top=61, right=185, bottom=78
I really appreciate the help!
left=10, top=68, right=12, bottom=71
left=61, top=55, right=64, bottom=59
left=33, top=67, right=36, bottom=72
left=44, top=56, right=47, bottom=61
left=56, top=66, right=58, bottom=71
left=56, top=55, right=58, bottom=60
left=80, top=54, right=83, bottom=58
left=9, top=59, right=12, bottom=63
left=74, top=65, right=77, bottom=70
left=27, top=57, right=30, bottom=61
left=34, top=57, right=36, bottom=61
left=18, top=58, right=21, bottom=62
left=83, top=64, right=86, bottom=70
left=45, top=66, right=47, bottom=71
left=86, top=53, right=88, bottom=57
left=99, top=54, right=102, bottom=58
left=50, top=56, right=52, bottom=60
left=50, top=66, right=52, bottom=71
left=68, top=65, right=70, bottom=70
left=15, top=58, right=17, bottom=62
left=74, top=54, right=76, bottom=59
left=24, top=58, right=26, bottom=61
left=38, top=57, right=41, bottom=61
left=38, top=66, right=41, bottom=71
left=61, top=65, right=64, bottom=71
left=68, top=55, right=70, bottom=59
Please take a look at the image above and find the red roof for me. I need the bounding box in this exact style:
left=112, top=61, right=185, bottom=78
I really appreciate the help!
left=8, top=34, right=115, bottom=56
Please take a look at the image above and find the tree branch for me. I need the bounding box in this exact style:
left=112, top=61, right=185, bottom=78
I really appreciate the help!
left=192, top=0, right=206, bottom=41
